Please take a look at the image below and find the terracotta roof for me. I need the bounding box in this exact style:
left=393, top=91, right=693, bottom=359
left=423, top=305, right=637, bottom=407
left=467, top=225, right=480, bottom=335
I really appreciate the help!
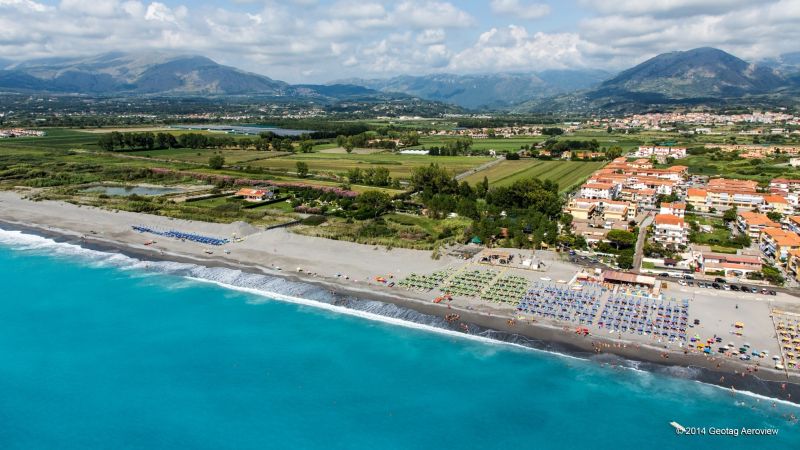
left=582, top=182, right=613, bottom=190
left=654, top=214, right=685, bottom=226
left=763, top=195, right=789, bottom=204
left=236, top=188, right=269, bottom=196
left=687, top=188, right=707, bottom=197
left=660, top=202, right=686, bottom=210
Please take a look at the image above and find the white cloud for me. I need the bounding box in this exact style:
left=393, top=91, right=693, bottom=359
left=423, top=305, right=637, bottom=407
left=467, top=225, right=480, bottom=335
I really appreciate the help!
left=0, top=0, right=49, bottom=13
left=579, top=0, right=771, bottom=19
left=0, top=0, right=797, bottom=83
left=490, top=0, right=551, bottom=20
left=450, top=25, right=584, bottom=72
left=417, top=28, right=446, bottom=45
left=144, top=2, right=177, bottom=23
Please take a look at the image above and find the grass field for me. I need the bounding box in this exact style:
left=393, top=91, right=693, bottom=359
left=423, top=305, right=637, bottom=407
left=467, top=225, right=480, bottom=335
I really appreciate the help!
left=247, top=153, right=492, bottom=179
left=462, top=159, right=606, bottom=191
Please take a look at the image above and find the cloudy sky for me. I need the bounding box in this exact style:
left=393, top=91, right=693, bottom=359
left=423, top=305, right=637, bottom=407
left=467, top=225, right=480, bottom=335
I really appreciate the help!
left=0, top=0, right=798, bottom=82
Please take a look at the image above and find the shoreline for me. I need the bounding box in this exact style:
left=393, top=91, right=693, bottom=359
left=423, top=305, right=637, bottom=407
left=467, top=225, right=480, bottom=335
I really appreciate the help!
left=1, top=214, right=799, bottom=405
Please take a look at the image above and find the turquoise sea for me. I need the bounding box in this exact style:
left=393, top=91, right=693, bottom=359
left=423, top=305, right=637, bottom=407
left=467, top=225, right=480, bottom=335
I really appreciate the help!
left=0, top=229, right=798, bottom=449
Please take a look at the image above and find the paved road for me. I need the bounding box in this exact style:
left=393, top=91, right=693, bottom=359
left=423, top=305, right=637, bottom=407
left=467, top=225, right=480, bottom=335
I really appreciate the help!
left=455, top=157, right=504, bottom=181
left=634, top=213, right=654, bottom=272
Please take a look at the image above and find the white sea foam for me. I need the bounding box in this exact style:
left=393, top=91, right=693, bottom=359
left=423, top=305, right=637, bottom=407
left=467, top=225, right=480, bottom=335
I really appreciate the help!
left=1, top=226, right=799, bottom=409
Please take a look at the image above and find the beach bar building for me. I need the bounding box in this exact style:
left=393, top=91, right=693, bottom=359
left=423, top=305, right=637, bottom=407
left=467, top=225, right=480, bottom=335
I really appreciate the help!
left=600, top=270, right=658, bottom=293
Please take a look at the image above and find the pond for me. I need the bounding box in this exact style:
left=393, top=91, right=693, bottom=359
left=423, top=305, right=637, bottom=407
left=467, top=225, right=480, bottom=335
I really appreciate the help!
left=81, top=185, right=185, bottom=197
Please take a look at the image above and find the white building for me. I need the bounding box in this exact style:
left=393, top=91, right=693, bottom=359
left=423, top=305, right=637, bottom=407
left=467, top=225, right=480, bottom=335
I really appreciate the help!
left=653, top=214, right=689, bottom=249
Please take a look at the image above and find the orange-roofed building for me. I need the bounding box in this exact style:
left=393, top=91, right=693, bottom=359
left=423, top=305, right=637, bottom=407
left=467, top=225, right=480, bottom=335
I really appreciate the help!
left=686, top=188, right=708, bottom=211
left=760, top=195, right=793, bottom=215
left=236, top=188, right=274, bottom=202
left=760, top=228, right=800, bottom=265
left=736, top=211, right=781, bottom=239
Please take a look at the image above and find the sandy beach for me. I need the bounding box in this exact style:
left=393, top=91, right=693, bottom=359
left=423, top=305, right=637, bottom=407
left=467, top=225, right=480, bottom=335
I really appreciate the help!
left=1, top=189, right=799, bottom=403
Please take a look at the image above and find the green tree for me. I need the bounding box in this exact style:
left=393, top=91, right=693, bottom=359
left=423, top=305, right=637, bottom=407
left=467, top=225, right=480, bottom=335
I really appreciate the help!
left=344, top=139, right=354, bottom=154
left=299, top=140, right=314, bottom=153
left=722, top=206, right=738, bottom=223
left=208, top=155, right=225, bottom=169
left=355, top=191, right=392, bottom=219
left=296, top=161, right=309, bottom=178
left=617, top=253, right=634, bottom=269
left=767, top=211, right=783, bottom=223
left=606, top=229, right=636, bottom=250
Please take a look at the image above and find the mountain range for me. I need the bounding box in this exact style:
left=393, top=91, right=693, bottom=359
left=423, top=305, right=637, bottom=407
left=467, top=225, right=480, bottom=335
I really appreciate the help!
left=0, top=48, right=798, bottom=113
left=0, top=52, right=420, bottom=106
left=334, top=70, right=610, bottom=109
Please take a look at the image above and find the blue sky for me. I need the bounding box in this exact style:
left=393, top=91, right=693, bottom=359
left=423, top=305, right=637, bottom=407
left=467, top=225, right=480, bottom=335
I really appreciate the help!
left=0, top=0, right=797, bottom=82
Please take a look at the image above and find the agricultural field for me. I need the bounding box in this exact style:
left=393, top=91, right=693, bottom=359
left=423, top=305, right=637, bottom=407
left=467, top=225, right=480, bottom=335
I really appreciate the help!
left=0, top=128, right=100, bottom=151
left=414, top=136, right=544, bottom=152
left=248, top=152, right=493, bottom=179
left=462, top=159, right=606, bottom=192
left=666, top=153, right=800, bottom=184
left=129, top=148, right=288, bottom=165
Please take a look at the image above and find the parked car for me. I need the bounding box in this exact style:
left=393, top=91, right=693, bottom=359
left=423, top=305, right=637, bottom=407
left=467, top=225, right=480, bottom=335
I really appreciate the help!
left=761, top=288, right=769, bottom=295
left=659, top=272, right=670, bottom=278
left=768, top=290, right=777, bottom=296
left=687, top=281, right=694, bottom=286
left=714, top=277, right=727, bottom=284
left=723, top=284, right=731, bottom=291
left=730, top=285, right=740, bottom=291
left=683, top=274, right=695, bottom=280
left=712, top=282, right=721, bottom=289
left=697, top=282, right=706, bottom=288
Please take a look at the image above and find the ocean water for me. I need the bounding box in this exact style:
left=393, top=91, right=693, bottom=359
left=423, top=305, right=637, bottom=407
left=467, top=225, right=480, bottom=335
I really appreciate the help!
left=0, top=229, right=798, bottom=450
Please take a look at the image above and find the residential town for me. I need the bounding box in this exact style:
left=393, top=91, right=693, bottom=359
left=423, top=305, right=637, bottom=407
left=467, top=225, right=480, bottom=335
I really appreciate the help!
left=565, top=145, right=800, bottom=288
left=0, top=128, right=46, bottom=138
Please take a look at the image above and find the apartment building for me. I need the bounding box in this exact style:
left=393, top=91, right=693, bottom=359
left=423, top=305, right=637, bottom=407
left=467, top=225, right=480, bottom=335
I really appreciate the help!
left=760, top=195, right=793, bottom=215
left=659, top=202, right=686, bottom=218
left=579, top=182, right=620, bottom=200
left=619, top=188, right=657, bottom=209
left=565, top=198, right=597, bottom=220
left=653, top=214, right=689, bottom=248
left=632, top=146, right=687, bottom=159
left=760, top=228, right=800, bottom=265
left=736, top=211, right=780, bottom=239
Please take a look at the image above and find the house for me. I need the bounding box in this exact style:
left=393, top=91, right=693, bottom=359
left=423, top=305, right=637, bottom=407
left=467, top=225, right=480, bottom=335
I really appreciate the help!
left=653, top=214, right=689, bottom=248
left=659, top=202, right=686, bottom=218
left=236, top=188, right=274, bottom=202
left=736, top=211, right=780, bottom=239
left=759, top=228, right=800, bottom=265
left=700, top=252, right=763, bottom=277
